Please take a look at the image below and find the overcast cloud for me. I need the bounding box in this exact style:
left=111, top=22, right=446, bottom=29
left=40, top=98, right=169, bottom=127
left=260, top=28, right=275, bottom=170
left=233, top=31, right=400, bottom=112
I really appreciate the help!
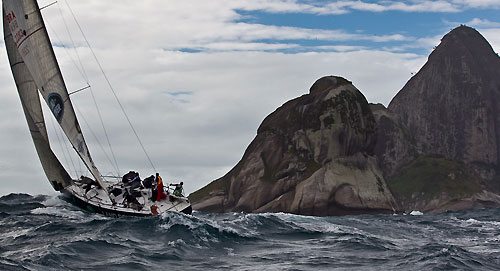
left=0, top=0, right=499, bottom=196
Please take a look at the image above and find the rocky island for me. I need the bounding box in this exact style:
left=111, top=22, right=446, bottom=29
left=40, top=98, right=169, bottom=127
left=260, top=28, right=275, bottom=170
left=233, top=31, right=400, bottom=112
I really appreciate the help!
left=190, top=26, right=500, bottom=216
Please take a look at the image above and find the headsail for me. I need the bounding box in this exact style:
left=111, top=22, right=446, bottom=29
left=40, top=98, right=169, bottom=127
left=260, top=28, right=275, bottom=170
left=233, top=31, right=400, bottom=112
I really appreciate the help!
left=4, top=9, right=72, bottom=190
left=3, top=0, right=108, bottom=193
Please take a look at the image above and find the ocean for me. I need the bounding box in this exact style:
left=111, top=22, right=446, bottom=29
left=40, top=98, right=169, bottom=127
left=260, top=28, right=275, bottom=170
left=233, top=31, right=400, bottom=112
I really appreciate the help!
left=1, top=193, right=499, bottom=270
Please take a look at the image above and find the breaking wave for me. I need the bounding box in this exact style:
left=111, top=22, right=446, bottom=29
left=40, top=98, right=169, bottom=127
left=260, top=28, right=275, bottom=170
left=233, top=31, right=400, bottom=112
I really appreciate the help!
left=1, top=193, right=500, bottom=270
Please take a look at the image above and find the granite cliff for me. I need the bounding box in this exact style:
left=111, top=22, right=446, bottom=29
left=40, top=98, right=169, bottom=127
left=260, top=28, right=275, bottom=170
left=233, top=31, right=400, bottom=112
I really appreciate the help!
left=389, top=25, right=500, bottom=169
left=190, top=26, right=500, bottom=215
left=386, top=26, right=500, bottom=212
left=190, top=76, right=398, bottom=216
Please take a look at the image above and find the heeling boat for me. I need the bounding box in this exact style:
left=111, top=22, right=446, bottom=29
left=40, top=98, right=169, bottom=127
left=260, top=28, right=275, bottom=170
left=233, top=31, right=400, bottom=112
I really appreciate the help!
left=3, top=0, right=192, bottom=216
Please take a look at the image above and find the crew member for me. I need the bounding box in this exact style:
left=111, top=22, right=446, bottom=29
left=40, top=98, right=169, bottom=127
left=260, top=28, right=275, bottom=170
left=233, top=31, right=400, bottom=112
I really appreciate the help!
left=155, top=173, right=166, bottom=201
left=170, top=182, right=184, bottom=197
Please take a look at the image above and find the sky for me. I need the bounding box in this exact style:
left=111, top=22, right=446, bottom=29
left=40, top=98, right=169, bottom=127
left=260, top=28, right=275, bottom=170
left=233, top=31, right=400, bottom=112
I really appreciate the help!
left=0, top=0, right=499, bottom=196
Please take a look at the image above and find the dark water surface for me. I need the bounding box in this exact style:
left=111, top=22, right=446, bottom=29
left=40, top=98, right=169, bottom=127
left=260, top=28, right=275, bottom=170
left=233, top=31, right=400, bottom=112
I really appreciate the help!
left=1, top=193, right=500, bottom=270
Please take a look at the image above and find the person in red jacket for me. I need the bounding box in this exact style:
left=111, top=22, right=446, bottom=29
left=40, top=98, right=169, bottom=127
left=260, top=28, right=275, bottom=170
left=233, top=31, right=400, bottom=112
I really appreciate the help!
left=155, top=173, right=166, bottom=201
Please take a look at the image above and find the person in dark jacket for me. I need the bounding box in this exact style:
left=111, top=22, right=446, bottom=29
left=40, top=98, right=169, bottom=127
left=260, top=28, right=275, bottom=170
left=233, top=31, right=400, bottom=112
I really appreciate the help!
left=142, top=175, right=155, bottom=188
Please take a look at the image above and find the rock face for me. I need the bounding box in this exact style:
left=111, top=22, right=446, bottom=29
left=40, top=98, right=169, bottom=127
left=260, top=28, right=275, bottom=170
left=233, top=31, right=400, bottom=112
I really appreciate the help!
left=389, top=26, right=500, bottom=175
left=386, top=26, right=500, bottom=212
left=371, top=104, right=418, bottom=177
left=190, top=76, right=398, bottom=216
left=191, top=26, right=500, bottom=215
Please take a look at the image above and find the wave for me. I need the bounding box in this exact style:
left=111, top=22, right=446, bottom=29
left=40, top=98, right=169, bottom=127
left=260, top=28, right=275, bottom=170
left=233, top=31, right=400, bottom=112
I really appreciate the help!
left=1, top=193, right=500, bottom=270
left=0, top=193, right=47, bottom=215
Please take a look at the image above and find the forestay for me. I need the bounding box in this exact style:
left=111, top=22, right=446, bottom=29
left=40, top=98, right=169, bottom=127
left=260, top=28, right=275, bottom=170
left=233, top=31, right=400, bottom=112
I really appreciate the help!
left=3, top=0, right=107, bottom=193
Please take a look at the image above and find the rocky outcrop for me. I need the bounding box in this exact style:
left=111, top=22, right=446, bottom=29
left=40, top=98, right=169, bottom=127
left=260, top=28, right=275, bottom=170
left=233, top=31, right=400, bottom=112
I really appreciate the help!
left=389, top=26, right=500, bottom=177
left=371, top=104, right=418, bottom=177
left=191, top=26, right=500, bottom=216
left=386, top=26, right=500, bottom=212
left=190, top=76, right=398, bottom=216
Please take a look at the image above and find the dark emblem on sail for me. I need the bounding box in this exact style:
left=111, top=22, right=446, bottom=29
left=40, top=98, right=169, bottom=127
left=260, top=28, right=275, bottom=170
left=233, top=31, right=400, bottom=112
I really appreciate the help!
left=77, top=139, right=85, bottom=155
left=48, top=93, right=64, bottom=122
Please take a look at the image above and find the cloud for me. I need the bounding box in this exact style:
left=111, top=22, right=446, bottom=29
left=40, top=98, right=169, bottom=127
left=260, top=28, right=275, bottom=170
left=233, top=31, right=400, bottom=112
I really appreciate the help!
left=233, top=0, right=500, bottom=14
left=466, top=18, right=500, bottom=28
left=314, top=45, right=367, bottom=52
left=341, top=0, right=461, bottom=13
left=452, top=0, right=500, bottom=8
left=191, top=42, right=300, bottom=51
left=444, top=18, right=500, bottom=28
left=234, top=0, right=462, bottom=14
left=41, top=3, right=411, bottom=54
left=479, top=28, right=500, bottom=54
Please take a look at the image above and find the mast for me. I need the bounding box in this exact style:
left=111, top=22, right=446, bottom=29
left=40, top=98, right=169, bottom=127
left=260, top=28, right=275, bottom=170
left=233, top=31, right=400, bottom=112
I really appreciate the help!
left=3, top=0, right=109, bottom=194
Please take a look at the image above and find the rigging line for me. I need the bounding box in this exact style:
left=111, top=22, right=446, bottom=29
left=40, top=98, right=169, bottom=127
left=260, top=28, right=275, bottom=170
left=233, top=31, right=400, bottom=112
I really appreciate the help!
left=64, top=0, right=157, bottom=173
left=44, top=10, right=94, bottom=177
left=44, top=13, right=86, bottom=82
left=56, top=2, right=88, bottom=82
left=56, top=2, right=121, bottom=175
left=102, top=175, right=121, bottom=179
left=76, top=106, right=120, bottom=177
left=87, top=86, right=122, bottom=175
left=68, top=84, right=90, bottom=96
left=40, top=1, right=58, bottom=10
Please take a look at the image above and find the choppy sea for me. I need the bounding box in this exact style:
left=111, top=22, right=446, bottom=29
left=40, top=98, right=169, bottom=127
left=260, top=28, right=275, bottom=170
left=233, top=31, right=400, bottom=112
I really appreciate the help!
left=1, top=193, right=500, bottom=270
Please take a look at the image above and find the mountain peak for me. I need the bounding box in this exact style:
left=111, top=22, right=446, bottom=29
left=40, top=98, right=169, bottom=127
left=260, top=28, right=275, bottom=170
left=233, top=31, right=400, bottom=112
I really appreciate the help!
left=446, top=25, right=482, bottom=38
left=429, top=25, right=498, bottom=64
left=309, top=76, right=352, bottom=94
left=388, top=25, right=500, bottom=168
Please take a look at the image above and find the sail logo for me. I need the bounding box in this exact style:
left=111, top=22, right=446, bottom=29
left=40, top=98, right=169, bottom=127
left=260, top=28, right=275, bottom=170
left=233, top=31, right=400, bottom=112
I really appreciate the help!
left=6, top=10, right=24, bottom=45
left=5, top=11, right=16, bottom=24
left=77, top=140, right=85, bottom=156
left=48, top=93, right=64, bottom=122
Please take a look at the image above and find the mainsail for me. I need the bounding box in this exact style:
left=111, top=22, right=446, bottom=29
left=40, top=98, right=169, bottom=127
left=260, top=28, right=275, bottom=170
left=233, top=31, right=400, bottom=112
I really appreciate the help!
left=3, top=0, right=108, bottom=193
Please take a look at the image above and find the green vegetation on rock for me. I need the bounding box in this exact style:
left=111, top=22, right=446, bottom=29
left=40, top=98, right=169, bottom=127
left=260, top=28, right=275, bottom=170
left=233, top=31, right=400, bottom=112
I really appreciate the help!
left=387, top=156, right=482, bottom=204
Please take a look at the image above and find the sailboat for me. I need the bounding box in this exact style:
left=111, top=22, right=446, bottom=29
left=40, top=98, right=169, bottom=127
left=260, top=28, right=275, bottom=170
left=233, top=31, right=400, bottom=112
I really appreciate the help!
left=2, top=0, right=192, bottom=216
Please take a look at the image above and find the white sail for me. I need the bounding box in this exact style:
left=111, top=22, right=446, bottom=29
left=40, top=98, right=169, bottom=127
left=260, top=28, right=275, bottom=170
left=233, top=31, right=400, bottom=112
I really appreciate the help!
left=3, top=0, right=107, bottom=193
left=4, top=8, right=72, bottom=191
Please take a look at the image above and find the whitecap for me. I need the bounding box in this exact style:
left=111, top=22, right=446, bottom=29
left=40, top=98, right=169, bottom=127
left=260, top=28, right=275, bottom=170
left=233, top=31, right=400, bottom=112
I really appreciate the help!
left=30, top=204, right=108, bottom=222
left=31, top=206, right=85, bottom=220
left=225, top=247, right=235, bottom=256
left=466, top=218, right=479, bottom=223
left=159, top=211, right=248, bottom=244
left=168, top=238, right=186, bottom=247
left=410, top=210, right=423, bottom=216
left=1, top=227, right=31, bottom=239
left=39, top=194, right=67, bottom=207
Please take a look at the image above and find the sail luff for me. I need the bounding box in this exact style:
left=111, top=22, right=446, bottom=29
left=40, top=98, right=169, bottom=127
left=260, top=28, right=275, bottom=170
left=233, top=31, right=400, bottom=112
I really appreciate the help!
left=3, top=0, right=108, bottom=194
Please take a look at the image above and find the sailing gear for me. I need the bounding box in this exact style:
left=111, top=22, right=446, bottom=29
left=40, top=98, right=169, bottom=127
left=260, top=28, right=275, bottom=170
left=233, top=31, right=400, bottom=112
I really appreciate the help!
left=78, top=176, right=101, bottom=193
left=143, top=175, right=155, bottom=188
left=156, top=174, right=166, bottom=201
left=151, top=205, right=159, bottom=215
left=171, top=182, right=184, bottom=197
left=122, top=171, right=139, bottom=183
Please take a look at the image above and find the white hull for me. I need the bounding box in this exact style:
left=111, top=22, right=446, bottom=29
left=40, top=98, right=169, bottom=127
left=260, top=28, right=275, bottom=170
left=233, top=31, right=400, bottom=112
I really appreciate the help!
left=64, top=180, right=192, bottom=217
